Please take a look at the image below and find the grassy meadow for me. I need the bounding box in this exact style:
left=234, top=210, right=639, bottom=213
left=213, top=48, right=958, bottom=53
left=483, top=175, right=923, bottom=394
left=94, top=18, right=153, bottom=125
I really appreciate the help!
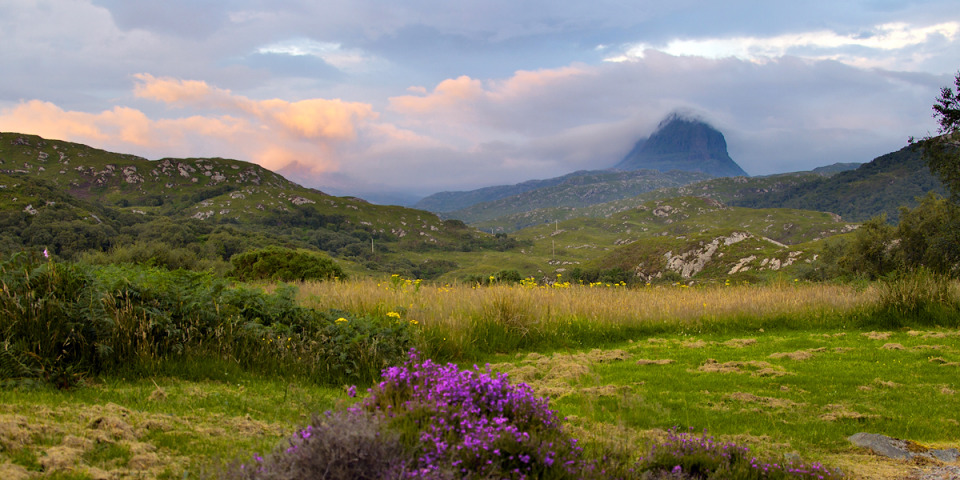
left=2, top=258, right=959, bottom=479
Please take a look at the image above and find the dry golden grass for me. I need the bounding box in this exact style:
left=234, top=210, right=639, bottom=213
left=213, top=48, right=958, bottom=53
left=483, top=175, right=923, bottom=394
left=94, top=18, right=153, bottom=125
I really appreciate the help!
left=297, top=279, right=876, bottom=335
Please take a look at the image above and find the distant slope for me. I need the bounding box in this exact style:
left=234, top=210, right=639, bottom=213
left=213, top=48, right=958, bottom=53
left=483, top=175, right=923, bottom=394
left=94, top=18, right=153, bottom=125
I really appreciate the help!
left=414, top=173, right=580, bottom=212
left=729, top=145, right=943, bottom=223
left=441, top=169, right=713, bottom=225
left=474, top=144, right=943, bottom=232
left=612, top=114, right=748, bottom=177
left=504, top=196, right=857, bottom=283
left=811, top=162, right=862, bottom=176
left=0, top=132, right=516, bottom=277
left=472, top=172, right=820, bottom=233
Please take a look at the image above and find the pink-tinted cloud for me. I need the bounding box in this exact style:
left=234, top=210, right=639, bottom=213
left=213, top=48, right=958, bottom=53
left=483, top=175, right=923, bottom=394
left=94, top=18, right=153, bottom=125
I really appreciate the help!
left=389, top=67, right=591, bottom=117
left=0, top=100, right=157, bottom=147
left=0, top=75, right=387, bottom=184
left=390, top=75, right=485, bottom=114
left=133, top=74, right=377, bottom=142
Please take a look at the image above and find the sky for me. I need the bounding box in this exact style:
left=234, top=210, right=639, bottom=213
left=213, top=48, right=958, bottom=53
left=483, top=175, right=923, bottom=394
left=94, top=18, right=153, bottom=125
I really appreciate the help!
left=1, top=1, right=959, bottom=204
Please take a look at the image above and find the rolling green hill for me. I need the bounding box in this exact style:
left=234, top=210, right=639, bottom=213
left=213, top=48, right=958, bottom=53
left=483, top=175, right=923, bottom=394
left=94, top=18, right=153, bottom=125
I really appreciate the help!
left=0, top=132, right=519, bottom=278
left=731, top=145, right=944, bottom=222
left=427, top=196, right=857, bottom=284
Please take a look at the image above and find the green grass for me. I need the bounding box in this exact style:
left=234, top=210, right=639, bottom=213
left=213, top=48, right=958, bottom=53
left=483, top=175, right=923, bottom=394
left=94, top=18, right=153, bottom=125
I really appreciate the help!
left=481, top=326, right=960, bottom=478
left=1, top=325, right=957, bottom=478
left=0, top=373, right=347, bottom=478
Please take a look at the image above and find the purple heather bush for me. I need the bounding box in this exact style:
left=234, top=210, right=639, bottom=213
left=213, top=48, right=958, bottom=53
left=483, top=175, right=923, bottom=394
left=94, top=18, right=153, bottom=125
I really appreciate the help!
left=637, top=428, right=843, bottom=480
left=352, top=349, right=589, bottom=479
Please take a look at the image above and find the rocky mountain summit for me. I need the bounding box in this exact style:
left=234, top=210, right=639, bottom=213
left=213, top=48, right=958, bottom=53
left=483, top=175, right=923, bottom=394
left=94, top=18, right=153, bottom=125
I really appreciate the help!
left=612, top=113, right=749, bottom=177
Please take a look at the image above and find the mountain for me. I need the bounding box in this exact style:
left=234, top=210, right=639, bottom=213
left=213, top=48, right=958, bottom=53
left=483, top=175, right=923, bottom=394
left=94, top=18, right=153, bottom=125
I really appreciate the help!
left=612, top=113, right=749, bottom=177
left=414, top=172, right=592, bottom=213
left=472, top=143, right=944, bottom=232
left=0, top=132, right=518, bottom=278
left=470, top=172, right=820, bottom=233
left=438, top=169, right=712, bottom=226
left=416, top=113, right=744, bottom=216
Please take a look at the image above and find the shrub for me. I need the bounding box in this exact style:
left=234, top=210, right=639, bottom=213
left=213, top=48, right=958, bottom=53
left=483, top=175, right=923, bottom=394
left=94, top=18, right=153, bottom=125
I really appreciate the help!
left=637, top=428, right=843, bottom=480
left=352, top=350, right=588, bottom=479
left=230, top=247, right=345, bottom=282
left=0, top=254, right=412, bottom=386
left=220, top=410, right=409, bottom=480
left=0, top=251, right=106, bottom=388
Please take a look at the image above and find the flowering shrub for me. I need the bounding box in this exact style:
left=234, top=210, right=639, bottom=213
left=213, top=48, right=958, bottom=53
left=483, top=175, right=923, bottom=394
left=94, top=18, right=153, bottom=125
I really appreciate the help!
left=638, top=428, right=843, bottom=480
left=220, top=410, right=407, bottom=480
left=353, top=350, right=588, bottom=479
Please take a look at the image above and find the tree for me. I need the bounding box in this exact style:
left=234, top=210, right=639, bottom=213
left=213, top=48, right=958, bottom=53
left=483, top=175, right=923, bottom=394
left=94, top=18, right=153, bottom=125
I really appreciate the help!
left=934, top=70, right=960, bottom=135
left=923, top=69, right=960, bottom=201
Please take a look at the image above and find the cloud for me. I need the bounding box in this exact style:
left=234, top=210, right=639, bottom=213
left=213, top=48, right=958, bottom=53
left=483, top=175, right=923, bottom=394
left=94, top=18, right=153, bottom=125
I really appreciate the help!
left=0, top=74, right=385, bottom=185
left=607, top=21, right=960, bottom=72
left=133, top=73, right=377, bottom=142
left=255, top=38, right=384, bottom=73
left=390, top=76, right=485, bottom=114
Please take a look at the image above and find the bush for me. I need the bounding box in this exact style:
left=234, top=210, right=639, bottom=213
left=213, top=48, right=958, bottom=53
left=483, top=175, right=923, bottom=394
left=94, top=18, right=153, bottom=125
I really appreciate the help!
left=351, top=350, right=588, bottom=479
left=0, top=254, right=412, bottom=387
left=638, top=428, right=843, bottom=480
left=220, top=411, right=409, bottom=480
left=230, top=246, right=345, bottom=282
left=0, top=251, right=104, bottom=387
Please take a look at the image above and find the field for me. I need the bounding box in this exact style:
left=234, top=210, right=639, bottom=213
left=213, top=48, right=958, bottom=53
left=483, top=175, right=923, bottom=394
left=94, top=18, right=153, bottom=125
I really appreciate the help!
left=2, top=269, right=959, bottom=479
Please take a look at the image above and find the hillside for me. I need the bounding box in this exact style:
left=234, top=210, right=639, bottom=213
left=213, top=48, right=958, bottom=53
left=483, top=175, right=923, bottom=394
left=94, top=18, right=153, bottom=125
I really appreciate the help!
left=811, top=162, right=862, bottom=176
left=612, top=114, right=749, bottom=177
left=413, top=172, right=584, bottom=213
left=730, top=145, right=944, bottom=222
left=0, top=132, right=518, bottom=278
left=430, top=196, right=857, bottom=284
left=471, top=172, right=820, bottom=233
left=473, top=144, right=942, bottom=232
left=439, top=169, right=712, bottom=225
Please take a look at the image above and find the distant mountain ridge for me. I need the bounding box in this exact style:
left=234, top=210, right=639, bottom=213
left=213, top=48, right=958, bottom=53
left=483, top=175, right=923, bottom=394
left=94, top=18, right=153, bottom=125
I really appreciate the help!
left=414, top=171, right=593, bottom=213
left=470, top=144, right=943, bottom=233
left=612, top=114, right=749, bottom=177
left=438, top=169, right=713, bottom=225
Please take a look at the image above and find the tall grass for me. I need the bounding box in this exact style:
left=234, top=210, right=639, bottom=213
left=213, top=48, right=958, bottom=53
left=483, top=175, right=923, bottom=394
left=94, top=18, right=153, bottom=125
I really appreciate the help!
left=298, top=278, right=878, bottom=359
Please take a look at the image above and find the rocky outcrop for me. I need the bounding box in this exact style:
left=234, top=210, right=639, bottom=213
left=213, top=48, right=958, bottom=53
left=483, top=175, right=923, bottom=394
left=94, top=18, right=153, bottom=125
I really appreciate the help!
left=663, top=232, right=751, bottom=278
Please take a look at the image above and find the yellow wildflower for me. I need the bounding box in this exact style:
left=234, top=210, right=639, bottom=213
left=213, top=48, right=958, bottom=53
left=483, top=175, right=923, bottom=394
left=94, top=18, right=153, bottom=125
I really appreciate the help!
left=387, top=311, right=401, bottom=319
left=336, top=317, right=348, bottom=323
